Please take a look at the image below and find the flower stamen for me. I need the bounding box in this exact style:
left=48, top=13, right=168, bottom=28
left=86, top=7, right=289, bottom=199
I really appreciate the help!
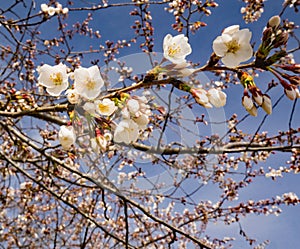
left=168, top=43, right=181, bottom=56
left=50, top=72, right=63, bottom=86
left=226, top=40, right=240, bottom=54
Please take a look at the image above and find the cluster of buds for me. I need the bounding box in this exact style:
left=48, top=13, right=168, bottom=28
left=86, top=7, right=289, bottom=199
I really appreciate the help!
left=40, top=3, right=69, bottom=16
left=239, top=72, right=272, bottom=116
left=255, top=15, right=288, bottom=68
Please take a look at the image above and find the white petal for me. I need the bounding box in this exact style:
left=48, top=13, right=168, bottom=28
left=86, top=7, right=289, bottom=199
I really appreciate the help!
left=127, top=99, right=140, bottom=114
left=236, top=44, right=253, bottom=62
left=223, top=25, right=240, bottom=35
left=221, top=53, right=240, bottom=68
left=46, top=82, right=68, bottom=96
left=235, top=29, right=252, bottom=43
left=212, top=36, right=228, bottom=57
left=208, top=89, right=227, bottom=107
left=134, top=114, right=149, bottom=129
left=59, top=126, right=76, bottom=150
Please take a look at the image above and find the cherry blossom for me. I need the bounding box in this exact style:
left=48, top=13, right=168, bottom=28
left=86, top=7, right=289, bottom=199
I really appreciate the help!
left=66, top=89, right=80, bottom=104
left=213, top=25, right=253, bottom=68
left=122, top=97, right=151, bottom=129
left=58, top=125, right=76, bottom=150
left=163, top=34, right=192, bottom=64
left=113, top=119, right=139, bottom=144
left=37, top=63, right=69, bottom=96
left=94, top=98, right=116, bottom=116
left=74, top=65, right=104, bottom=100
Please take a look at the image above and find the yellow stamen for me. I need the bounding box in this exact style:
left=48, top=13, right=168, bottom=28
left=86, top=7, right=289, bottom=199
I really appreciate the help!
left=168, top=43, right=181, bottom=56
left=50, top=72, right=63, bottom=86
left=226, top=40, right=240, bottom=54
left=86, top=79, right=96, bottom=90
left=98, top=103, right=110, bottom=113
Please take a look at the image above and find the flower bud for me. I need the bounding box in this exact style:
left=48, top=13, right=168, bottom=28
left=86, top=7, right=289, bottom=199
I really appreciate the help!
left=262, top=27, right=273, bottom=43
left=190, top=88, right=212, bottom=108
left=284, top=84, right=299, bottom=100
left=262, top=94, right=272, bottom=115
left=207, top=88, right=227, bottom=108
left=267, top=15, right=281, bottom=29
left=247, top=105, right=258, bottom=117
left=242, top=94, right=254, bottom=110
left=249, top=86, right=263, bottom=106
left=272, top=31, right=289, bottom=48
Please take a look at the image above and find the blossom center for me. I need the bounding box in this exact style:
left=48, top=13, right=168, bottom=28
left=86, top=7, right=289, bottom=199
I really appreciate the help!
left=86, top=78, right=96, bottom=90
left=98, top=103, right=110, bottom=113
left=225, top=40, right=240, bottom=54
left=50, top=72, right=63, bottom=86
left=168, top=43, right=181, bottom=56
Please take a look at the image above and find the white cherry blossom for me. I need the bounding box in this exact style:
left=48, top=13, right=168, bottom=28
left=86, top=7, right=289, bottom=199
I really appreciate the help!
left=94, top=98, right=116, bottom=116
left=58, top=126, right=76, bottom=150
left=163, top=34, right=192, bottom=64
left=40, top=4, right=49, bottom=12
left=74, top=65, right=104, bottom=100
left=66, top=89, right=80, bottom=104
left=37, top=63, right=69, bottom=96
left=114, top=119, right=139, bottom=144
left=213, top=25, right=253, bottom=68
left=127, top=99, right=140, bottom=114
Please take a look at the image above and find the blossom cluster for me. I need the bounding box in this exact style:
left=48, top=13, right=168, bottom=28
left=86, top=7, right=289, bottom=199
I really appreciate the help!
left=37, top=62, right=151, bottom=150
left=36, top=17, right=299, bottom=151
left=41, top=3, right=69, bottom=16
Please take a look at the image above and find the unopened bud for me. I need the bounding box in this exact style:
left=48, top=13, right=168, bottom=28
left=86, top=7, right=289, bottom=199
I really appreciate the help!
left=249, top=86, right=263, bottom=106
left=284, top=84, right=300, bottom=100
left=242, top=93, right=254, bottom=110
left=262, top=94, right=272, bottom=115
left=262, top=27, right=273, bottom=43
left=273, top=31, right=289, bottom=48
left=247, top=105, right=258, bottom=117
left=267, top=15, right=281, bottom=29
